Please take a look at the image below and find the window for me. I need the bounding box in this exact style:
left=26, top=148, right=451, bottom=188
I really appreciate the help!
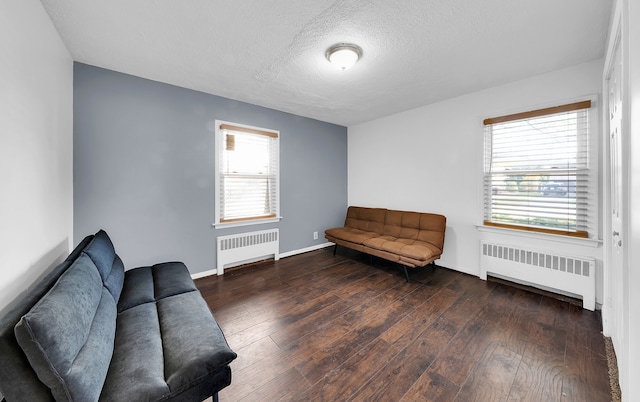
left=483, top=100, right=594, bottom=237
left=215, top=121, right=279, bottom=226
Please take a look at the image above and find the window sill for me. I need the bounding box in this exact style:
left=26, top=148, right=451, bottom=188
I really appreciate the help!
left=475, top=224, right=602, bottom=248
left=212, top=216, right=283, bottom=229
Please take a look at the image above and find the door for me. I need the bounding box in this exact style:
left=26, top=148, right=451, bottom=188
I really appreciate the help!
left=607, top=34, right=625, bottom=345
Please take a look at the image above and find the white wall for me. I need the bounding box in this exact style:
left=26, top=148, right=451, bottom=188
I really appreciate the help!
left=349, top=59, right=604, bottom=298
left=0, top=1, right=73, bottom=311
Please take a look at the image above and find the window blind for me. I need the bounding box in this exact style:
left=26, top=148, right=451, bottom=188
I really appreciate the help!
left=219, top=124, right=278, bottom=223
left=483, top=100, right=592, bottom=237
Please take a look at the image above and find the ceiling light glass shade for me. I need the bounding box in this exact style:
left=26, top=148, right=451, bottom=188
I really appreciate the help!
left=326, top=44, right=362, bottom=70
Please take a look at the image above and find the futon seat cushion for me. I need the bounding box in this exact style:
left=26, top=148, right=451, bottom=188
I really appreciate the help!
left=117, top=262, right=197, bottom=313
left=158, top=293, right=236, bottom=393
left=101, top=292, right=236, bottom=401
left=364, top=236, right=442, bottom=260
left=100, top=303, right=168, bottom=401
left=101, top=262, right=236, bottom=401
left=324, top=227, right=379, bottom=245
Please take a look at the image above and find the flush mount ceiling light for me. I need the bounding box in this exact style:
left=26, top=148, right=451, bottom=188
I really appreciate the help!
left=326, top=43, right=362, bottom=71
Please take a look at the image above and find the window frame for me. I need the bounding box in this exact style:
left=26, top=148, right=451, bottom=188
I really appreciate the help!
left=481, top=98, right=599, bottom=239
left=214, top=120, right=280, bottom=228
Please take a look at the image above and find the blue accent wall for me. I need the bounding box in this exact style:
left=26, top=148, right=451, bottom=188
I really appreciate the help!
left=73, top=63, right=347, bottom=273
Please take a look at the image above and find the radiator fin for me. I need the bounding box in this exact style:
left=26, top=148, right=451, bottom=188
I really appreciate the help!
left=217, top=229, right=279, bottom=275
left=480, top=242, right=595, bottom=311
left=481, top=243, right=590, bottom=277
left=219, top=231, right=278, bottom=251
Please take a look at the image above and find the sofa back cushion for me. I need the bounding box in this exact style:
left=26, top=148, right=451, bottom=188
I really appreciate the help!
left=0, top=234, right=94, bottom=401
left=14, top=253, right=116, bottom=402
left=383, top=210, right=446, bottom=252
left=83, top=230, right=124, bottom=303
left=344, top=207, right=386, bottom=235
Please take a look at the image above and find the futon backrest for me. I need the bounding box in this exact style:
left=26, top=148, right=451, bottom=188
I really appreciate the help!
left=0, top=235, right=94, bottom=401
left=383, top=210, right=446, bottom=252
left=0, top=230, right=126, bottom=402
left=344, top=206, right=387, bottom=235
left=344, top=206, right=446, bottom=252
left=83, top=230, right=125, bottom=304
left=14, top=254, right=117, bottom=401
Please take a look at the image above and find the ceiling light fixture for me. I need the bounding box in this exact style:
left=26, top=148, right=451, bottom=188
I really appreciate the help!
left=326, top=43, right=362, bottom=71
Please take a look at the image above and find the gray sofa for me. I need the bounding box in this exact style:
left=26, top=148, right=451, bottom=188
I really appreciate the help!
left=0, top=230, right=236, bottom=401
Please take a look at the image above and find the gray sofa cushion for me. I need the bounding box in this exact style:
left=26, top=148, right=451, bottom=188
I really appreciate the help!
left=0, top=235, right=94, bottom=401
left=104, top=255, right=125, bottom=303
left=83, top=230, right=115, bottom=281
left=100, top=303, right=169, bottom=401
left=14, top=253, right=116, bottom=401
left=104, top=262, right=236, bottom=401
left=117, top=262, right=197, bottom=313
left=158, top=292, right=237, bottom=393
left=83, top=230, right=124, bottom=303
left=1, top=230, right=236, bottom=402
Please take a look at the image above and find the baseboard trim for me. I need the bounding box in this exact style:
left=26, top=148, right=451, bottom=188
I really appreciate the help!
left=191, top=268, right=218, bottom=279
left=191, top=242, right=334, bottom=280
left=279, top=242, right=333, bottom=259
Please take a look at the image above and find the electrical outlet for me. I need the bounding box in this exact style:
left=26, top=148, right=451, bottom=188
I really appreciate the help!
left=313, top=231, right=318, bottom=240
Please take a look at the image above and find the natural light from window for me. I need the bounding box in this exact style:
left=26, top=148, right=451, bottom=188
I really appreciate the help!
left=483, top=101, right=591, bottom=237
left=215, top=121, right=279, bottom=226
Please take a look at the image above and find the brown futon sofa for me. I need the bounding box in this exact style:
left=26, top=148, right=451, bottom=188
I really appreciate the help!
left=325, top=206, right=446, bottom=281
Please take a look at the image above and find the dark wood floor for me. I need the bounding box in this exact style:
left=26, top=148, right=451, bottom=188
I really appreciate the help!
left=195, top=248, right=612, bottom=402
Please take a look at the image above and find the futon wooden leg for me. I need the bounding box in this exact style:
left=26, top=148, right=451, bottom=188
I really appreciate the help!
left=333, top=244, right=338, bottom=256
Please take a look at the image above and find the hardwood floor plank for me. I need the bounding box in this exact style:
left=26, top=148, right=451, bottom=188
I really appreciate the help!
left=208, top=300, right=251, bottom=325
left=507, top=301, right=568, bottom=402
left=400, top=371, right=460, bottom=402
left=237, top=367, right=311, bottom=402
left=195, top=249, right=612, bottom=402
left=455, top=343, right=522, bottom=401
left=220, top=317, right=353, bottom=401
left=199, top=252, right=346, bottom=309
left=508, top=353, right=564, bottom=402
left=482, top=285, right=543, bottom=355
left=562, top=317, right=611, bottom=402
left=298, top=338, right=399, bottom=401
left=282, top=260, right=367, bottom=291
left=350, top=316, right=459, bottom=401
left=421, top=288, right=501, bottom=387
left=268, top=298, right=355, bottom=348
left=295, top=295, right=419, bottom=384
left=218, top=292, right=342, bottom=338
left=438, top=274, right=497, bottom=329
left=380, top=287, right=458, bottom=348
left=229, top=334, right=280, bottom=372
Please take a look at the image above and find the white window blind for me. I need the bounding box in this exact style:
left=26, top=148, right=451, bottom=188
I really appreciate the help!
left=216, top=122, right=279, bottom=225
left=483, top=100, right=592, bottom=237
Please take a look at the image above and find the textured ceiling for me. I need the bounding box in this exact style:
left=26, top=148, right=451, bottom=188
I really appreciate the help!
left=40, top=0, right=612, bottom=126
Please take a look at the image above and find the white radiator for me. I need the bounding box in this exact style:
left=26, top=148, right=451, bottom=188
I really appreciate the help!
left=480, top=242, right=596, bottom=311
left=216, top=229, right=279, bottom=275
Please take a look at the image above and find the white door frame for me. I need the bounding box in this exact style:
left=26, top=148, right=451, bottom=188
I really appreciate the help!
left=601, top=0, right=628, bottom=393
